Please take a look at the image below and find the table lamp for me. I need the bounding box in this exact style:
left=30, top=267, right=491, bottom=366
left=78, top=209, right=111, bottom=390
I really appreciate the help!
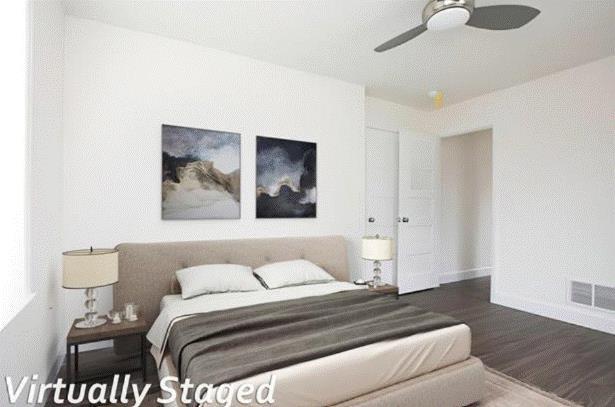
left=362, top=235, right=394, bottom=287
left=63, top=247, right=118, bottom=329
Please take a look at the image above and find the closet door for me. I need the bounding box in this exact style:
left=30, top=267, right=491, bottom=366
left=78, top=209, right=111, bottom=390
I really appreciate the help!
left=365, top=127, right=399, bottom=285
left=397, top=132, right=439, bottom=294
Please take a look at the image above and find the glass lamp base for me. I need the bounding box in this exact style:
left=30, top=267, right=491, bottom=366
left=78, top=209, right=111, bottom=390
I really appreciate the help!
left=369, top=260, right=384, bottom=287
left=368, top=279, right=385, bottom=288
left=75, top=287, right=107, bottom=329
left=75, top=317, right=107, bottom=329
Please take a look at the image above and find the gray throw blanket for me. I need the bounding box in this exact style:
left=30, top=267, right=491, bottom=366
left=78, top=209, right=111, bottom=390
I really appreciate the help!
left=167, top=289, right=461, bottom=389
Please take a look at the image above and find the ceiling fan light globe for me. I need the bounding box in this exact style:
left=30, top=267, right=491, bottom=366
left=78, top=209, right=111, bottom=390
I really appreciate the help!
left=426, top=7, right=471, bottom=31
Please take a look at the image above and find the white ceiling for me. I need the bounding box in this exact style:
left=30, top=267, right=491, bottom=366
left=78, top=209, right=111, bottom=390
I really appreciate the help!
left=63, top=0, right=615, bottom=110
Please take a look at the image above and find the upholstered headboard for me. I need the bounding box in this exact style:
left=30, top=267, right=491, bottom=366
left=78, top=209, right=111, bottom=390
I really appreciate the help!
left=113, top=235, right=349, bottom=327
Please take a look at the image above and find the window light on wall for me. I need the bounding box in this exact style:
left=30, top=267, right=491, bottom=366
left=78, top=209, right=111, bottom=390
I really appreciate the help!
left=0, top=0, right=30, bottom=329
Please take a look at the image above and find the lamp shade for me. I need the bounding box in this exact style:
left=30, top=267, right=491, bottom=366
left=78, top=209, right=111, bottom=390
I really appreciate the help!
left=63, top=248, right=119, bottom=289
left=361, top=235, right=394, bottom=261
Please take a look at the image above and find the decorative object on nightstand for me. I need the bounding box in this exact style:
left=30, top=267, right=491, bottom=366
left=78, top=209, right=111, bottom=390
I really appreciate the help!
left=124, top=302, right=140, bottom=321
left=65, top=317, right=148, bottom=383
left=362, top=235, right=394, bottom=287
left=63, top=247, right=118, bottom=329
left=107, top=310, right=123, bottom=324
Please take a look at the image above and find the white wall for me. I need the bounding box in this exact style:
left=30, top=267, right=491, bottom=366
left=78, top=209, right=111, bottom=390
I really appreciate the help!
left=62, top=17, right=366, bottom=334
left=0, top=1, right=65, bottom=405
left=431, top=56, right=615, bottom=334
left=365, top=96, right=431, bottom=134
left=439, top=130, right=492, bottom=283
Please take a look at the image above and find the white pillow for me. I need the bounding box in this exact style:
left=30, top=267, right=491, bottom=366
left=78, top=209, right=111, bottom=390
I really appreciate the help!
left=253, top=259, right=335, bottom=289
left=176, top=264, right=264, bottom=300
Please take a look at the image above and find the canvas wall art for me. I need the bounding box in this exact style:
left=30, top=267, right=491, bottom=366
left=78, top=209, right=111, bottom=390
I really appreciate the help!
left=162, top=124, right=240, bottom=219
left=256, top=136, right=316, bottom=218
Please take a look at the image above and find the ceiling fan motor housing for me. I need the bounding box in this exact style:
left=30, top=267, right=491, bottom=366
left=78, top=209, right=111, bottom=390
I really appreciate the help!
left=423, top=0, right=475, bottom=30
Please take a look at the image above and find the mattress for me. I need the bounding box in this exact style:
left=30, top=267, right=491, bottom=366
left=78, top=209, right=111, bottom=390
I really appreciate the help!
left=152, top=283, right=471, bottom=406
left=158, top=324, right=470, bottom=407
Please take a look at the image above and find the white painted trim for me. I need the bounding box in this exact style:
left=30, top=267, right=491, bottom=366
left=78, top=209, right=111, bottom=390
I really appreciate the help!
left=439, top=267, right=492, bottom=284
left=492, top=291, right=615, bottom=335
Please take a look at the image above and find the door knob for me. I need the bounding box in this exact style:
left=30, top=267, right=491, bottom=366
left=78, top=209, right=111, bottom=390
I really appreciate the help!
left=402, top=217, right=409, bottom=223
left=368, top=217, right=375, bottom=223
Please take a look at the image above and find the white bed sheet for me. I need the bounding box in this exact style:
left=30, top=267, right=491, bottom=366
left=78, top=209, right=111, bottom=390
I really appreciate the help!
left=151, top=282, right=471, bottom=406
left=148, top=282, right=366, bottom=352
left=160, top=294, right=182, bottom=311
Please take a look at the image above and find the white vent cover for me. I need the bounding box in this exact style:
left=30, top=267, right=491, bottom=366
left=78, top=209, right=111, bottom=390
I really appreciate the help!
left=595, top=285, right=615, bottom=312
left=569, top=280, right=615, bottom=312
left=570, top=281, right=592, bottom=306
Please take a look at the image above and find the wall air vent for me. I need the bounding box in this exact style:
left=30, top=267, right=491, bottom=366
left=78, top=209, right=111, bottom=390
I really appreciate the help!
left=570, top=281, right=592, bottom=306
left=569, top=280, right=615, bottom=313
left=594, top=285, right=615, bottom=312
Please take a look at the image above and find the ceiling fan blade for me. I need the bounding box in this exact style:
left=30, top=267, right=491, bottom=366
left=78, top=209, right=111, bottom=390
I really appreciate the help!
left=466, top=5, right=540, bottom=30
left=374, top=25, right=427, bottom=52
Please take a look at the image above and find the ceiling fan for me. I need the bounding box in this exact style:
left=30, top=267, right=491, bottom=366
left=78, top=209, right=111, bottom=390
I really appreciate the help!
left=375, top=0, right=540, bottom=52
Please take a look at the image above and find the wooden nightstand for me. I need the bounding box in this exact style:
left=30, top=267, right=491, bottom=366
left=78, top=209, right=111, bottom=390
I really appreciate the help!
left=66, top=317, right=148, bottom=383
left=368, top=284, right=399, bottom=298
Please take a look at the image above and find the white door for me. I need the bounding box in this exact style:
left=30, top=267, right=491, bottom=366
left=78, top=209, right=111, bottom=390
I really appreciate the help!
left=397, top=132, right=440, bottom=294
left=364, top=127, right=399, bottom=285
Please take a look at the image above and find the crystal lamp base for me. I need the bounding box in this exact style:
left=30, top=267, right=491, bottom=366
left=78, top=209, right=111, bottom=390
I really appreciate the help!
left=74, top=287, right=108, bottom=329
left=368, top=260, right=385, bottom=287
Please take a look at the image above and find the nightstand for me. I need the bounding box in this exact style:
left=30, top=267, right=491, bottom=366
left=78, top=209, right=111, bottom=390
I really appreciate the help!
left=368, top=284, right=399, bottom=298
left=66, top=317, right=148, bottom=383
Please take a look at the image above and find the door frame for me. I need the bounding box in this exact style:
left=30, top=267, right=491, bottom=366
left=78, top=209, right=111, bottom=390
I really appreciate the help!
left=439, top=124, right=496, bottom=303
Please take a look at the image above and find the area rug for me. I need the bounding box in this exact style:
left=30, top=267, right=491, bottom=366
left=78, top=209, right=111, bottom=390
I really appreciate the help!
left=481, top=367, right=582, bottom=406
left=105, top=367, right=582, bottom=406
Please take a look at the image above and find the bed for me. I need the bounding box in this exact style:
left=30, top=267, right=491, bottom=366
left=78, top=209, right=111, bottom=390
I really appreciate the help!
left=113, top=235, right=484, bottom=407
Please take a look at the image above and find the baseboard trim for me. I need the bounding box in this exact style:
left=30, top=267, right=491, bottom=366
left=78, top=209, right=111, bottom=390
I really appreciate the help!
left=492, top=291, right=615, bottom=335
left=43, top=352, right=64, bottom=405
left=439, top=267, right=492, bottom=284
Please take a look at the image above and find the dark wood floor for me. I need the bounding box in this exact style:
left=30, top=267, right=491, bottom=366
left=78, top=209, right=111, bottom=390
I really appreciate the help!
left=401, top=277, right=615, bottom=407
left=51, top=277, right=615, bottom=406
left=49, top=349, right=160, bottom=406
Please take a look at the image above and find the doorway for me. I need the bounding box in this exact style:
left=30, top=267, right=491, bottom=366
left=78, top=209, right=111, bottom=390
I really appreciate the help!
left=364, top=127, right=440, bottom=293
left=438, top=129, right=493, bottom=284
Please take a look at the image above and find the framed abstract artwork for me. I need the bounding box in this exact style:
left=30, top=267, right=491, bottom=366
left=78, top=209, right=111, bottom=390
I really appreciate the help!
left=256, top=136, right=316, bottom=218
left=162, top=124, right=240, bottom=219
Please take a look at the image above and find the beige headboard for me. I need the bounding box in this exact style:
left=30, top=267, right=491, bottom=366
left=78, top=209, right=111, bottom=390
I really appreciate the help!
left=113, top=235, right=349, bottom=327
